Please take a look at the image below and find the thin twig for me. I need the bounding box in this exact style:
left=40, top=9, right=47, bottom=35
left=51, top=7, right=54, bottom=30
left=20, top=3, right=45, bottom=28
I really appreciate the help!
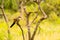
left=39, top=5, right=47, bottom=18
left=31, top=12, right=38, bottom=24
left=17, top=20, right=25, bottom=40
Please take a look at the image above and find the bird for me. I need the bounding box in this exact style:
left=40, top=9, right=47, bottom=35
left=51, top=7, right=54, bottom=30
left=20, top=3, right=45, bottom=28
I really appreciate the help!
left=10, top=16, right=21, bottom=28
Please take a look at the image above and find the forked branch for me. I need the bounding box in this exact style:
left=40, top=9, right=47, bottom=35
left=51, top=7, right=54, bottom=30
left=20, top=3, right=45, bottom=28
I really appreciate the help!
left=24, top=6, right=32, bottom=40
left=10, top=16, right=25, bottom=40
left=31, top=0, right=47, bottom=40
left=17, top=19, right=25, bottom=40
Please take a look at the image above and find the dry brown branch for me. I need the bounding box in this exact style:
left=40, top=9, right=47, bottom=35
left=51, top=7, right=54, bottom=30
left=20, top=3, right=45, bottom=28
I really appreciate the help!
left=31, top=0, right=47, bottom=40
left=24, top=7, right=31, bottom=40
left=16, top=18, right=25, bottom=40
left=0, top=0, right=10, bottom=40
left=31, top=12, right=38, bottom=24
left=17, top=23, right=25, bottom=40
left=39, top=6, right=47, bottom=18
left=10, top=16, right=25, bottom=40
left=31, top=17, right=46, bottom=40
left=16, top=1, right=25, bottom=40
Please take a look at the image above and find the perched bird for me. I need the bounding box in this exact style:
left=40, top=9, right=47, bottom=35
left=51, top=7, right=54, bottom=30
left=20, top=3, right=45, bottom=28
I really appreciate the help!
left=10, top=16, right=21, bottom=28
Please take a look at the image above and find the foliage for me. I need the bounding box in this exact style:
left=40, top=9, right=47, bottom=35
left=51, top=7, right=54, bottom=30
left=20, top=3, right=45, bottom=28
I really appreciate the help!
left=0, top=0, right=60, bottom=40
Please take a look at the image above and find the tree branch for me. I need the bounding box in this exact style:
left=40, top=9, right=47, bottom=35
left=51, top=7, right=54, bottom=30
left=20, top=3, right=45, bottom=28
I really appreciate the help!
left=10, top=16, right=25, bottom=40
left=31, top=0, right=47, bottom=40
left=39, top=6, right=47, bottom=18
left=24, top=7, right=31, bottom=40
left=17, top=19, right=25, bottom=40
left=16, top=1, right=25, bottom=40
left=0, top=0, right=8, bottom=23
left=0, top=0, right=10, bottom=40
left=31, top=12, right=38, bottom=24
left=31, top=17, right=46, bottom=40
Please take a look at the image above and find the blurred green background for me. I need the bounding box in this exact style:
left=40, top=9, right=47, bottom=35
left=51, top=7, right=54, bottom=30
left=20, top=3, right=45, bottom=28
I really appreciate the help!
left=0, top=0, right=60, bottom=40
